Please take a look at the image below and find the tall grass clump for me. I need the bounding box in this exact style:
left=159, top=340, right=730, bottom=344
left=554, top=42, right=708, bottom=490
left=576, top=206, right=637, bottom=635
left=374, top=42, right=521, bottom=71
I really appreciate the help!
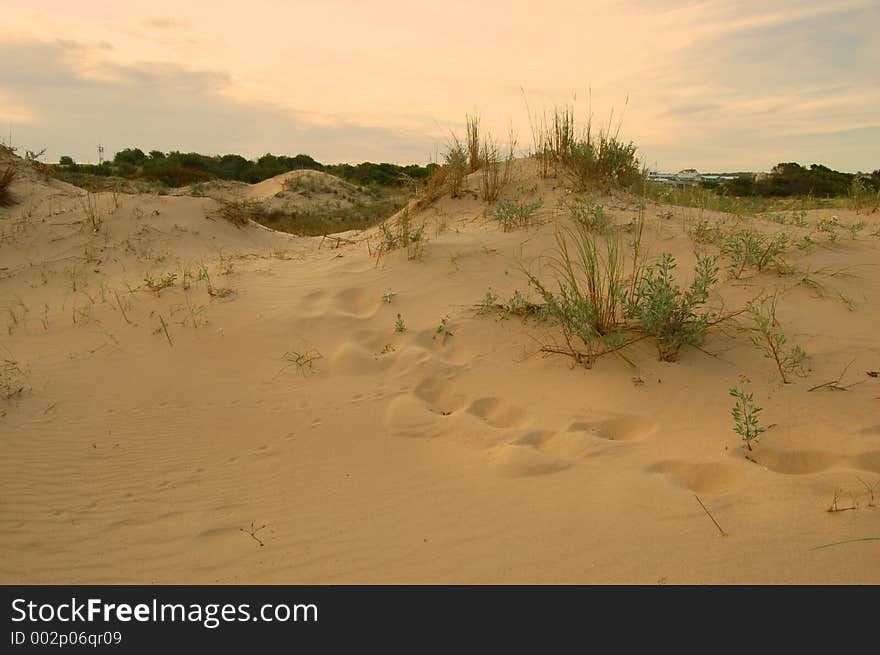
left=563, top=128, right=642, bottom=191
left=480, top=133, right=516, bottom=202
left=415, top=164, right=448, bottom=210
left=0, top=166, right=17, bottom=207
left=444, top=137, right=469, bottom=199
left=526, top=222, right=630, bottom=367
left=466, top=114, right=481, bottom=173
left=515, top=201, right=734, bottom=366
left=848, top=177, right=879, bottom=214
left=525, top=100, right=644, bottom=191
left=376, top=208, right=425, bottom=262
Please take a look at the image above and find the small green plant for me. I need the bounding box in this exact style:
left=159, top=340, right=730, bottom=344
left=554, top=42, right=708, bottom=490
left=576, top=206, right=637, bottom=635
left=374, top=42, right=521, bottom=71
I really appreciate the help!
left=570, top=196, right=611, bottom=233
left=844, top=220, right=866, bottom=239
left=144, top=271, right=177, bottom=292
left=476, top=289, right=499, bottom=315
left=747, top=295, right=806, bottom=384
left=500, top=289, right=544, bottom=319
left=848, top=177, right=880, bottom=213
left=395, top=314, right=406, bottom=332
left=729, top=386, right=766, bottom=451
left=382, top=290, right=396, bottom=304
left=492, top=198, right=542, bottom=231
left=688, top=219, right=724, bottom=245
left=434, top=316, right=454, bottom=342
left=376, top=209, right=425, bottom=261
left=815, top=215, right=841, bottom=241
left=721, top=229, right=788, bottom=279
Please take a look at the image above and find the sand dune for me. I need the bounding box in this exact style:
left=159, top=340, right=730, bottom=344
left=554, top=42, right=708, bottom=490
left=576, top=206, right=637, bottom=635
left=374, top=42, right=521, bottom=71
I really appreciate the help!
left=1, top=152, right=879, bottom=583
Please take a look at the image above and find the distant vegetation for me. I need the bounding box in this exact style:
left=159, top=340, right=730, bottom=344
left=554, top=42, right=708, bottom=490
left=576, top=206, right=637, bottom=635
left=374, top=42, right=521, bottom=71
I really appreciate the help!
left=717, top=163, right=880, bottom=198
left=52, top=149, right=437, bottom=190
left=649, top=162, right=880, bottom=214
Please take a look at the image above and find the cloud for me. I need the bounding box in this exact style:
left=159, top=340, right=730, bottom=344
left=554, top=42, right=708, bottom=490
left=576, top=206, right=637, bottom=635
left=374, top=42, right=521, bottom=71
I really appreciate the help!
left=1, top=1, right=877, bottom=171
left=629, top=0, right=880, bottom=170
left=0, top=39, right=438, bottom=164
left=142, top=18, right=191, bottom=30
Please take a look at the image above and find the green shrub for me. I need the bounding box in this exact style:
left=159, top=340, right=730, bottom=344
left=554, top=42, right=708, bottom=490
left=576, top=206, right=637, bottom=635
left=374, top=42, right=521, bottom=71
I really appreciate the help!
left=570, top=196, right=611, bottom=233
left=562, top=132, right=642, bottom=191
left=747, top=295, right=806, bottom=384
left=625, top=253, right=719, bottom=361
left=492, top=198, right=543, bottom=231
left=730, top=386, right=765, bottom=451
left=721, top=229, right=788, bottom=279
left=377, top=209, right=425, bottom=261
left=688, top=219, right=724, bottom=245
left=444, top=139, right=469, bottom=199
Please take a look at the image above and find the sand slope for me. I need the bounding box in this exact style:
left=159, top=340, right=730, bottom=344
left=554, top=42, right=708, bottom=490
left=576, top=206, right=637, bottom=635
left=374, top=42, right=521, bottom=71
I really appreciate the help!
left=1, top=155, right=879, bottom=583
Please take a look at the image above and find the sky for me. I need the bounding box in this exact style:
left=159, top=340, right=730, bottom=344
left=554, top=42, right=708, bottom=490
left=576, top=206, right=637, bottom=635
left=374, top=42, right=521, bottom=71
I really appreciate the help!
left=1, top=0, right=877, bottom=172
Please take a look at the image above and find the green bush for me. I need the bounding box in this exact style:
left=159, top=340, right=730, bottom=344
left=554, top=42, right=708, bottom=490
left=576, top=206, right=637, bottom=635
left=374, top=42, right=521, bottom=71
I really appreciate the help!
left=625, top=253, right=719, bottom=361
left=570, top=196, right=611, bottom=233
left=492, top=198, right=542, bottom=231
left=721, top=229, right=788, bottom=279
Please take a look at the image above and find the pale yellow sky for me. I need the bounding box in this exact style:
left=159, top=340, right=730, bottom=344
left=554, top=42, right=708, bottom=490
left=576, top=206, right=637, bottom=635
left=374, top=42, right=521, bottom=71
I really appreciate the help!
left=2, top=0, right=878, bottom=171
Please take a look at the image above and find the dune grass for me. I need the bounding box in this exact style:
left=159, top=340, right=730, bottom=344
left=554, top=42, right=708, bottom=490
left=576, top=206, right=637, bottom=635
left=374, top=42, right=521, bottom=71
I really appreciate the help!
left=466, top=114, right=481, bottom=173
left=480, top=132, right=516, bottom=202
left=0, top=166, right=17, bottom=207
left=524, top=102, right=643, bottom=192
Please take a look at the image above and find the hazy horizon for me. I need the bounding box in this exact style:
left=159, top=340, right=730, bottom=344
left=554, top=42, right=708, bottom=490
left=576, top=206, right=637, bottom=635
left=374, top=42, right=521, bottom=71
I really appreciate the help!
left=2, top=0, right=878, bottom=173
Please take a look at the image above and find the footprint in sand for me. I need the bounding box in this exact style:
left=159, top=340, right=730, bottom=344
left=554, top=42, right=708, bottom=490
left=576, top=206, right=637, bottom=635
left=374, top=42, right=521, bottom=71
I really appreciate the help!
left=567, top=414, right=656, bottom=441
left=299, top=290, right=329, bottom=317
left=413, top=378, right=468, bottom=416
left=384, top=394, right=445, bottom=439
left=330, top=341, right=387, bottom=376
left=333, top=287, right=379, bottom=318
left=467, top=397, right=531, bottom=429
left=647, top=460, right=746, bottom=495
left=851, top=450, right=880, bottom=473
left=413, top=328, right=471, bottom=365
left=752, top=448, right=841, bottom=475
left=487, top=442, right=572, bottom=477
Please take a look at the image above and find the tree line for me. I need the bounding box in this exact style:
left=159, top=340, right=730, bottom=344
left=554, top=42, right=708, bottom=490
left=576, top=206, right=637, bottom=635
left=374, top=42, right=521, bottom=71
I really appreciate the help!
left=56, top=148, right=437, bottom=188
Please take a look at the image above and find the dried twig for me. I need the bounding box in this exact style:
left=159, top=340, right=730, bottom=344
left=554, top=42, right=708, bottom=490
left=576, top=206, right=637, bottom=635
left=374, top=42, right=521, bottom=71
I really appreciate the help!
left=695, top=495, right=727, bottom=536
